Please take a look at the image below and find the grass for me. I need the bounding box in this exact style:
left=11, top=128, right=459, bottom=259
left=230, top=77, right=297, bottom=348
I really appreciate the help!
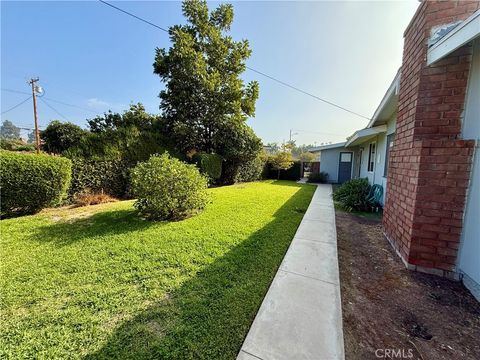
left=0, top=180, right=315, bottom=359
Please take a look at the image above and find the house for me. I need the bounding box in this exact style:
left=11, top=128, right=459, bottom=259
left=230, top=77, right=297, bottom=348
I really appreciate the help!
left=320, top=2, right=480, bottom=300
left=309, top=72, right=400, bottom=204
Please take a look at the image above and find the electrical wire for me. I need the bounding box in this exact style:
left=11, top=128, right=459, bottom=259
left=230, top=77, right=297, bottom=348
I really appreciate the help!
left=39, top=97, right=69, bottom=121
left=1, top=96, right=32, bottom=115
left=98, top=0, right=371, bottom=121
left=98, top=0, right=169, bottom=32
left=1, top=88, right=97, bottom=113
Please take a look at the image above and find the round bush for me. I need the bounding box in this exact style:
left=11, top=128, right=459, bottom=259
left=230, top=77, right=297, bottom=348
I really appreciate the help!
left=0, top=151, right=72, bottom=217
left=131, top=153, right=208, bottom=220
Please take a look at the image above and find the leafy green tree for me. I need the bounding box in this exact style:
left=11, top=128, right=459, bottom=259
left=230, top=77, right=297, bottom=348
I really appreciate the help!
left=153, top=0, right=260, bottom=180
left=0, top=120, right=20, bottom=140
left=87, top=103, right=154, bottom=133
left=299, top=152, right=317, bottom=162
left=41, top=120, right=87, bottom=154
left=270, top=144, right=294, bottom=179
left=67, top=104, right=174, bottom=162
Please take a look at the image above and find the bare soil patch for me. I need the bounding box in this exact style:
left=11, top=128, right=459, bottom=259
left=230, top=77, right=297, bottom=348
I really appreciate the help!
left=336, top=209, right=480, bottom=360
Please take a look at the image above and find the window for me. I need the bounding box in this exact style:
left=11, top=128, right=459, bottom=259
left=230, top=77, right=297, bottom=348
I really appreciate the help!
left=357, top=149, right=363, bottom=177
left=367, top=142, right=376, bottom=172
left=340, top=153, right=352, bottom=162
left=384, top=133, right=395, bottom=177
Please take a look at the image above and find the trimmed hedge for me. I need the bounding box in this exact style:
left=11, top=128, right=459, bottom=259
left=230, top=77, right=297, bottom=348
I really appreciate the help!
left=69, top=159, right=134, bottom=199
left=265, top=160, right=301, bottom=181
left=235, top=153, right=267, bottom=183
left=0, top=151, right=72, bottom=217
left=131, top=153, right=208, bottom=220
left=193, top=153, right=223, bottom=180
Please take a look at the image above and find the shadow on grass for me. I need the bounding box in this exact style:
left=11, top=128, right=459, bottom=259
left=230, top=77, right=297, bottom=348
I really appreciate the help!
left=33, top=181, right=305, bottom=247
left=32, top=208, right=160, bottom=246
left=81, top=184, right=314, bottom=360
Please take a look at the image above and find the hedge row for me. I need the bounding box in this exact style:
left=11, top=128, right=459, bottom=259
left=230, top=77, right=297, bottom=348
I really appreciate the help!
left=0, top=151, right=72, bottom=217
left=192, top=153, right=223, bottom=181
left=69, top=159, right=134, bottom=199
left=235, top=153, right=268, bottom=183
left=264, top=160, right=302, bottom=181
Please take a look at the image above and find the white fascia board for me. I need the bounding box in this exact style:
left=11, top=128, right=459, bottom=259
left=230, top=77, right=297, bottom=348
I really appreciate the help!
left=366, top=70, right=401, bottom=129
left=428, top=10, right=480, bottom=65
left=309, top=142, right=346, bottom=152
left=345, top=125, right=387, bottom=147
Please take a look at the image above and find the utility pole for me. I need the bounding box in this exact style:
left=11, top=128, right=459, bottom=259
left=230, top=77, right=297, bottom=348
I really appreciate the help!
left=289, top=129, right=298, bottom=142
left=29, top=78, right=40, bottom=154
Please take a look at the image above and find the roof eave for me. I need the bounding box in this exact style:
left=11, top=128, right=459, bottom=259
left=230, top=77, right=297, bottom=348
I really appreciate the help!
left=345, top=125, right=387, bottom=147
left=427, top=9, right=480, bottom=65
left=367, top=70, right=401, bottom=129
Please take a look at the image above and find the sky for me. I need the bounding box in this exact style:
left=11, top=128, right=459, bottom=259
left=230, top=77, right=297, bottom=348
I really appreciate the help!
left=1, top=0, right=419, bottom=145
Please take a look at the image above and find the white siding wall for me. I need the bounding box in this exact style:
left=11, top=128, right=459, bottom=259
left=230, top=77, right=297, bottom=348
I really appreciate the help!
left=458, top=38, right=480, bottom=301
left=356, top=114, right=396, bottom=204
left=319, top=147, right=353, bottom=183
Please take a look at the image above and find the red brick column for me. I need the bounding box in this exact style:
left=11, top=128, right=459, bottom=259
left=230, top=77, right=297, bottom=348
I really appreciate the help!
left=383, top=1, right=479, bottom=277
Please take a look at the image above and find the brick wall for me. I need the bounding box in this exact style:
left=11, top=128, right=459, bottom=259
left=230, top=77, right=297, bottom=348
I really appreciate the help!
left=383, top=1, right=479, bottom=277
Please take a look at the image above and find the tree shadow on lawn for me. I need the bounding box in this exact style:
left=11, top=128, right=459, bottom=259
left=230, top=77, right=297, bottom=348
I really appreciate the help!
left=82, top=183, right=314, bottom=360
left=33, top=181, right=306, bottom=247
left=32, top=208, right=159, bottom=246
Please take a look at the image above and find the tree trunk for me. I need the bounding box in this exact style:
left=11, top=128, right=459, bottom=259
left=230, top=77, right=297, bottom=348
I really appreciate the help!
left=277, top=170, right=280, bottom=180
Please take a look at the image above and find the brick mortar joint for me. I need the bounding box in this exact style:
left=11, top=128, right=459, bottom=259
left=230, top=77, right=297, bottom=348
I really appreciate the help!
left=383, top=231, right=461, bottom=281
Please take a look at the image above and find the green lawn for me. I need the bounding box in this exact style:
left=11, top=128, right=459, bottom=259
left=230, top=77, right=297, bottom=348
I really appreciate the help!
left=0, top=180, right=315, bottom=359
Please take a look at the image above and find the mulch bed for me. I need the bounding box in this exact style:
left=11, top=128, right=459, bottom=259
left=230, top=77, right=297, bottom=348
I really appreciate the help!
left=336, top=209, right=480, bottom=360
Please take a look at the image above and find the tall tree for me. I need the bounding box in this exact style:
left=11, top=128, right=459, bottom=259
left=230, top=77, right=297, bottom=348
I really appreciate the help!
left=153, top=0, right=260, bottom=161
left=0, top=120, right=20, bottom=140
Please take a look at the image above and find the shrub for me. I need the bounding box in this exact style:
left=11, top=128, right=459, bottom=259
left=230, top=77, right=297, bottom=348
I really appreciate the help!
left=193, top=153, right=223, bottom=180
left=69, top=159, right=133, bottom=199
left=131, top=153, right=209, bottom=220
left=307, top=171, right=329, bottom=184
left=235, top=152, right=267, bottom=183
left=0, top=139, right=36, bottom=152
left=333, top=178, right=371, bottom=212
left=0, top=151, right=72, bottom=217
left=265, top=160, right=301, bottom=181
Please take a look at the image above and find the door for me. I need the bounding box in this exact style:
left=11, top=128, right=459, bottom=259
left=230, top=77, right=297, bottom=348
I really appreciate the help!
left=338, top=152, right=353, bottom=184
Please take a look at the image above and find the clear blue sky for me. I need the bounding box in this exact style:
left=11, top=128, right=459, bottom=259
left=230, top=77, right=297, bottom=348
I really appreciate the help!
left=1, top=0, right=419, bottom=145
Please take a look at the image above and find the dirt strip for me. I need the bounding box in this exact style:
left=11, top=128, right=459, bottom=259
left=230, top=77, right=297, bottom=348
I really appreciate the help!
left=336, top=209, right=480, bottom=360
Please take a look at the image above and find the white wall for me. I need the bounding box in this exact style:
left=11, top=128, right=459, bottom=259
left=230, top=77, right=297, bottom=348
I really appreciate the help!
left=458, top=38, right=480, bottom=301
left=355, top=115, right=396, bottom=204
left=319, top=147, right=353, bottom=183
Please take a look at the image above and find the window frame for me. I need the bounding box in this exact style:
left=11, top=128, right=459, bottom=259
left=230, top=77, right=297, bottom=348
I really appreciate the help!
left=367, top=142, right=376, bottom=173
left=383, top=133, right=395, bottom=178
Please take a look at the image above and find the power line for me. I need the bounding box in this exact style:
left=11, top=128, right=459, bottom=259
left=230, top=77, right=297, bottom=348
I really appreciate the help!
left=1, top=88, right=97, bottom=113
left=1, top=88, right=30, bottom=96
left=39, top=97, right=69, bottom=121
left=1, top=96, right=32, bottom=115
left=98, top=0, right=370, bottom=121
left=98, top=0, right=169, bottom=32
left=40, top=97, right=97, bottom=113
left=246, top=68, right=370, bottom=120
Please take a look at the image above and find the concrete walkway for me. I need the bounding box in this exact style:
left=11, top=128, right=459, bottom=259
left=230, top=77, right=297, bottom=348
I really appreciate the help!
left=237, top=184, right=344, bottom=360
